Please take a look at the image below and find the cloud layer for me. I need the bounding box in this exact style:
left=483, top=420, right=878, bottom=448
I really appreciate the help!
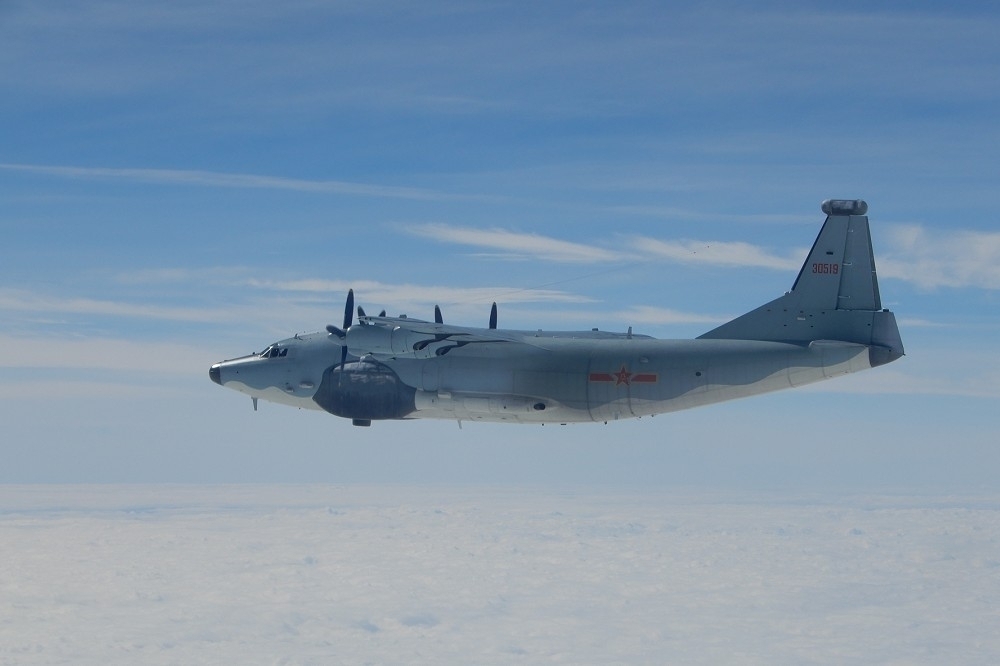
left=3, top=485, right=998, bottom=664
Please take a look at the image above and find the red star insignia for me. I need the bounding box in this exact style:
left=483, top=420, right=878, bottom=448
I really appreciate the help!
left=588, top=367, right=658, bottom=385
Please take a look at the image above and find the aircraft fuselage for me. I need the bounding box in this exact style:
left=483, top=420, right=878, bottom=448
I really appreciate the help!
left=210, top=329, right=875, bottom=424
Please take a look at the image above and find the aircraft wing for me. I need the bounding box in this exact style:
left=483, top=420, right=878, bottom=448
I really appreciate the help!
left=358, top=314, right=515, bottom=338
left=348, top=315, right=554, bottom=358
left=349, top=314, right=647, bottom=358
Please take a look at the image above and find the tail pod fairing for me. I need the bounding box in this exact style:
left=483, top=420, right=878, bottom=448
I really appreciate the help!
left=698, top=200, right=903, bottom=367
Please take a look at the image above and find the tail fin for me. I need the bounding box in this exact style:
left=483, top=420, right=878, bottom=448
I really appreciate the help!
left=698, top=199, right=903, bottom=365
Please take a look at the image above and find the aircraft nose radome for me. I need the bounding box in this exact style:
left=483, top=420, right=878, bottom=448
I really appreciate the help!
left=209, top=364, right=222, bottom=385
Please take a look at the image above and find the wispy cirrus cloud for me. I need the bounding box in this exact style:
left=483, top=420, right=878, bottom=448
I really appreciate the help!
left=611, top=305, right=726, bottom=327
left=407, top=223, right=804, bottom=271
left=0, top=288, right=222, bottom=324
left=407, top=223, right=623, bottom=263
left=410, top=222, right=1000, bottom=292
left=243, top=278, right=595, bottom=308
left=0, top=286, right=340, bottom=337
left=0, top=163, right=495, bottom=203
left=25, top=163, right=995, bottom=292
left=0, top=280, right=595, bottom=335
left=628, top=236, right=803, bottom=271
left=878, top=224, right=1000, bottom=290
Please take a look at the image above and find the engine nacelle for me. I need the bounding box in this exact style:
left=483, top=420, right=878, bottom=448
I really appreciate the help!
left=312, top=360, right=416, bottom=420
left=346, top=323, right=470, bottom=359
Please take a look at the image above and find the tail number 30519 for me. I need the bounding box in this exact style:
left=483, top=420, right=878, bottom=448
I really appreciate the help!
left=812, top=262, right=839, bottom=274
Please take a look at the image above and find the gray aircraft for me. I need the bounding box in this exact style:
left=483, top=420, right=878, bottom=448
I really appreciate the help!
left=209, top=199, right=903, bottom=426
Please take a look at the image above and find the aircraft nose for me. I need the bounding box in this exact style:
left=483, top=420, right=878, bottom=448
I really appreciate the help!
left=209, top=363, right=222, bottom=385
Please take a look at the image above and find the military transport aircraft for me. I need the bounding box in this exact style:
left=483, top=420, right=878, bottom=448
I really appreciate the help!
left=210, top=199, right=903, bottom=426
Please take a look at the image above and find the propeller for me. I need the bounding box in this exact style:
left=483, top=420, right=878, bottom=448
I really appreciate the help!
left=434, top=305, right=443, bottom=324
left=325, top=289, right=354, bottom=370
left=489, top=302, right=498, bottom=329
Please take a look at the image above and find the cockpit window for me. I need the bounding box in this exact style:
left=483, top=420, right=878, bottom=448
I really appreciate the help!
left=259, top=345, right=288, bottom=359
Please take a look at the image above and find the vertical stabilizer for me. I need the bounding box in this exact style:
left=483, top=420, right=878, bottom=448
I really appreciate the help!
left=699, top=200, right=903, bottom=363
left=786, top=201, right=880, bottom=312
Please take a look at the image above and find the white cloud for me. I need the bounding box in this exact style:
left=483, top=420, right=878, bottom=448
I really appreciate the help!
left=484, top=305, right=723, bottom=331
left=630, top=236, right=803, bottom=270
left=407, top=223, right=624, bottom=263
left=2, top=486, right=998, bottom=664
left=612, top=305, right=726, bottom=327
left=896, top=317, right=952, bottom=328
left=0, top=281, right=596, bottom=338
left=407, top=221, right=1000, bottom=291
left=243, top=278, right=596, bottom=308
left=0, top=163, right=489, bottom=202
left=880, top=224, right=1000, bottom=290
left=408, top=223, right=807, bottom=272
left=0, top=287, right=222, bottom=323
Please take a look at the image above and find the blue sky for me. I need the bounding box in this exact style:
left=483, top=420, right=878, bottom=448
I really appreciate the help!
left=2, top=1, right=999, bottom=487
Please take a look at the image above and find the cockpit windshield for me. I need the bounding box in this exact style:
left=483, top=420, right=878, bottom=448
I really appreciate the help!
left=259, top=345, right=288, bottom=359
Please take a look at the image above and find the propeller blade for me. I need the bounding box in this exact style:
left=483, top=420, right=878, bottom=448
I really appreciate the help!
left=379, top=309, right=386, bottom=317
left=341, top=290, right=355, bottom=371
left=344, top=289, right=354, bottom=330
left=489, top=302, right=498, bottom=329
left=357, top=305, right=366, bottom=318
left=329, top=290, right=356, bottom=380
left=434, top=304, right=443, bottom=324
left=327, top=289, right=356, bottom=339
